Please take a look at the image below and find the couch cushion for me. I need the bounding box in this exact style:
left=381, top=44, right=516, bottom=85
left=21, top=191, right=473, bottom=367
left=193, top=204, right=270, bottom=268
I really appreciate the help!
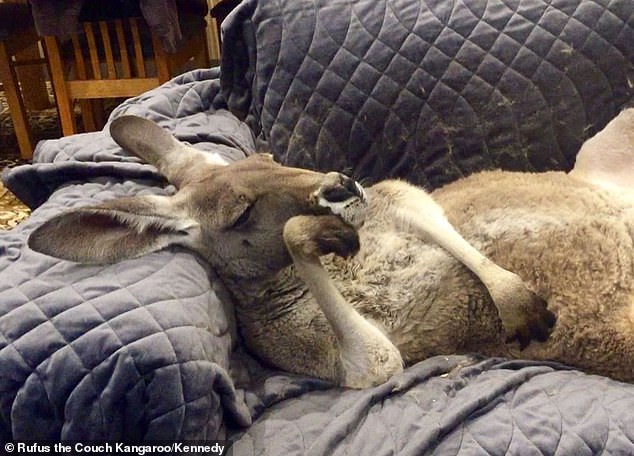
left=221, top=0, right=634, bottom=189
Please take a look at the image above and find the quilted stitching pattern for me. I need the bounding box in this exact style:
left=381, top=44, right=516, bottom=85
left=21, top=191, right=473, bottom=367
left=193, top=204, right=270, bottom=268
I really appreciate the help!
left=3, top=1, right=634, bottom=446
left=0, top=182, right=238, bottom=441
left=222, top=0, right=634, bottom=189
left=0, top=69, right=254, bottom=441
left=231, top=357, right=634, bottom=455
left=219, top=2, right=634, bottom=454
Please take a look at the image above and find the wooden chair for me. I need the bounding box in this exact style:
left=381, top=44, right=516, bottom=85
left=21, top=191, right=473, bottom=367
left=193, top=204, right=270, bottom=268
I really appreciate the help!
left=44, top=15, right=209, bottom=136
left=0, top=3, right=50, bottom=159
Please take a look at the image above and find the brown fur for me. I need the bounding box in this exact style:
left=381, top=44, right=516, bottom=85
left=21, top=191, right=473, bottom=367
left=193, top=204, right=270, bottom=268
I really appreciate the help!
left=233, top=172, right=634, bottom=383
left=28, top=111, right=634, bottom=387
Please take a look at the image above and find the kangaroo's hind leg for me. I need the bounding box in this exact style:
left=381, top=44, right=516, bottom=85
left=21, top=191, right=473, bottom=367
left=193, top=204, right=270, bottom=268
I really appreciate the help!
left=370, top=179, right=556, bottom=349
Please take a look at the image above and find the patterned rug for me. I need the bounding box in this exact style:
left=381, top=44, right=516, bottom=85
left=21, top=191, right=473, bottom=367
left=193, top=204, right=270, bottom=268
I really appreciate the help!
left=0, top=130, right=30, bottom=228
left=0, top=178, right=30, bottom=230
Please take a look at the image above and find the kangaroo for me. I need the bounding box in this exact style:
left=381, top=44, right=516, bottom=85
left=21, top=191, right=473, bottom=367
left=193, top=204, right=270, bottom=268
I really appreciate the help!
left=28, top=109, right=634, bottom=388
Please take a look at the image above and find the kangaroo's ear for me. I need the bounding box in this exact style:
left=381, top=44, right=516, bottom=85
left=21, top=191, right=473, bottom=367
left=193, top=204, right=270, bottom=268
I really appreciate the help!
left=28, top=195, right=200, bottom=264
left=570, top=108, right=634, bottom=191
left=110, top=115, right=227, bottom=188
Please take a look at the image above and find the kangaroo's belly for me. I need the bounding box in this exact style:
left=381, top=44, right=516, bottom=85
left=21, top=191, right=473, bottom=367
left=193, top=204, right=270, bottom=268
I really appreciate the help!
left=332, top=171, right=634, bottom=365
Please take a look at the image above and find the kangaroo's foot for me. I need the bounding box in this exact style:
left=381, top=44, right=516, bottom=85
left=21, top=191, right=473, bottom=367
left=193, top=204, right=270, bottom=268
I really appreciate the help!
left=373, top=179, right=557, bottom=348
left=485, top=269, right=557, bottom=349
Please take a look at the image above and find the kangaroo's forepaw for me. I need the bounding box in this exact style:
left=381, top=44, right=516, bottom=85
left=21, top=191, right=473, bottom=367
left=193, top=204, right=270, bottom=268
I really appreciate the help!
left=312, top=172, right=368, bottom=228
left=490, top=273, right=557, bottom=349
left=284, top=215, right=360, bottom=259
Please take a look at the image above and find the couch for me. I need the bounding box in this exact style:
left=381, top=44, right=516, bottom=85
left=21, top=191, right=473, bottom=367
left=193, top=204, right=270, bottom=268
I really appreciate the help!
left=2, top=0, right=634, bottom=453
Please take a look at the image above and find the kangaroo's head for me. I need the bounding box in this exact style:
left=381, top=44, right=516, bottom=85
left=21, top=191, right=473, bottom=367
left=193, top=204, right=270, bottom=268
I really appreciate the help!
left=28, top=116, right=364, bottom=279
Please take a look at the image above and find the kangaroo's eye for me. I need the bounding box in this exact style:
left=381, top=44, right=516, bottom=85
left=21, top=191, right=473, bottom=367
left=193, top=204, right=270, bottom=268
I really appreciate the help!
left=231, top=204, right=253, bottom=229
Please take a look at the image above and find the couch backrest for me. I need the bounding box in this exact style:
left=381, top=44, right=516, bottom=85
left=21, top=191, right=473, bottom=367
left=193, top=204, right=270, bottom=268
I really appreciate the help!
left=220, top=0, right=634, bottom=189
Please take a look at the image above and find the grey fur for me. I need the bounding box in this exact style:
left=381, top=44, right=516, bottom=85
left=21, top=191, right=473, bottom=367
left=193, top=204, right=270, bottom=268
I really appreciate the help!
left=28, top=111, right=634, bottom=387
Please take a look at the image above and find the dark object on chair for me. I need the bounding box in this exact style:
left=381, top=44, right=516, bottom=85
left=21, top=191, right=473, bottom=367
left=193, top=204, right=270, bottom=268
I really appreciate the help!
left=30, top=0, right=209, bottom=52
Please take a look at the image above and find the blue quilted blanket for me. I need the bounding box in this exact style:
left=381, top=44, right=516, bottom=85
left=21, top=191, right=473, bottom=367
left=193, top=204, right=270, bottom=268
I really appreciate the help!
left=222, top=0, right=634, bottom=188
left=2, top=0, right=634, bottom=453
left=1, top=69, right=254, bottom=441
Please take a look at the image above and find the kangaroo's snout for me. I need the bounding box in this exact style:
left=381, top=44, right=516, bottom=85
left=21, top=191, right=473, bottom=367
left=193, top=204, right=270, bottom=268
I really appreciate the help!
left=310, top=172, right=368, bottom=228
left=318, top=173, right=364, bottom=203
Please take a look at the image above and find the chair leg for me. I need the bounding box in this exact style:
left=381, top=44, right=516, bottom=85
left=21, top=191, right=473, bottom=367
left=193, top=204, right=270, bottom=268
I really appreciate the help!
left=15, top=41, right=50, bottom=111
left=0, top=41, right=34, bottom=159
left=44, top=36, right=78, bottom=136
left=91, top=99, right=107, bottom=130
left=152, top=35, right=171, bottom=84
left=79, top=100, right=98, bottom=132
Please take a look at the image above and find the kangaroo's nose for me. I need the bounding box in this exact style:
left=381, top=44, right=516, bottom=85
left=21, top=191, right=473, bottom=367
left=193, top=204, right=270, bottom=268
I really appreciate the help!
left=312, top=172, right=367, bottom=228
left=319, top=172, right=364, bottom=203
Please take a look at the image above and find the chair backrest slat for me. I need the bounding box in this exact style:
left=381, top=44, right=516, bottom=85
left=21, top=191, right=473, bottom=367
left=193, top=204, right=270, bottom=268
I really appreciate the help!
left=71, top=34, right=88, bottom=79
left=83, top=22, right=102, bottom=79
left=99, top=21, right=117, bottom=79
left=44, top=13, right=209, bottom=136
left=114, top=19, right=132, bottom=78
left=129, top=18, right=146, bottom=78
